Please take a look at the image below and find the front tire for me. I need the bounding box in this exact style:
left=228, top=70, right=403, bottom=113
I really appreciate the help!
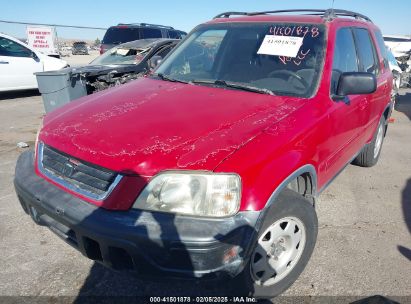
left=232, top=189, right=318, bottom=299
left=352, top=116, right=386, bottom=167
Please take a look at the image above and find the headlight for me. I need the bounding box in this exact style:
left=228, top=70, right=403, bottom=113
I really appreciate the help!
left=133, top=172, right=241, bottom=217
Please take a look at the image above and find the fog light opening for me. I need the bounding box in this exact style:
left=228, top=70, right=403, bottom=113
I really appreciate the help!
left=223, top=245, right=240, bottom=264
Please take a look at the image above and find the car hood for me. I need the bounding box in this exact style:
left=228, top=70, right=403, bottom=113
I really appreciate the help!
left=40, top=78, right=304, bottom=176
left=70, top=64, right=141, bottom=77
left=38, top=53, right=68, bottom=71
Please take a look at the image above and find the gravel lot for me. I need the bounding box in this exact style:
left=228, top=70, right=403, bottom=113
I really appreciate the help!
left=0, top=57, right=410, bottom=302
left=63, top=51, right=99, bottom=67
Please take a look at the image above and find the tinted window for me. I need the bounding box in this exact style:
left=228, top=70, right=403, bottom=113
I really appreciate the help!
left=353, top=28, right=379, bottom=74
left=331, top=28, right=358, bottom=94
left=0, top=37, right=32, bottom=57
left=156, top=23, right=327, bottom=98
left=142, top=28, right=162, bottom=39
left=168, top=30, right=180, bottom=39
left=374, top=30, right=389, bottom=69
left=102, top=27, right=141, bottom=44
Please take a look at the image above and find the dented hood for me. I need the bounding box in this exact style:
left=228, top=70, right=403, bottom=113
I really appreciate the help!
left=40, top=78, right=303, bottom=176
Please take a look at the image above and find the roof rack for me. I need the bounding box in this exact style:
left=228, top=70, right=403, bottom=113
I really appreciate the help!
left=117, top=23, right=174, bottom=29
left=213, top=9, right=373, bottom=23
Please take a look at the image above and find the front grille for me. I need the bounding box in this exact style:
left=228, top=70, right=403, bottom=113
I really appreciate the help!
left=38, top=142, right=122, bottom=200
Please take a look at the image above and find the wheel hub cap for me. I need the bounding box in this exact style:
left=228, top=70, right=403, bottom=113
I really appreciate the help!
left=374, top=123, right=384, bottom=158
left=250, top=217, right=306, bottom=286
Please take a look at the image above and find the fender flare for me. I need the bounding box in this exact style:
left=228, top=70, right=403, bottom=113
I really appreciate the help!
left=254, top=164, right=318, bottom=233
left=383, top=101, right=393, bottom=122
left=241, top=164, right=318, bottom=260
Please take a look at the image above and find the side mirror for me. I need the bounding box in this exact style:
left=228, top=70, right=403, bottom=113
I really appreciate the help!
left=336, top=72, right=377, bottom=97
left=148, top=55, right=162, bottom=70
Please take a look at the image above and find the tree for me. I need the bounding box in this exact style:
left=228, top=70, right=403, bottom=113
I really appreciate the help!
left=94, top=38, right=101, bottom=46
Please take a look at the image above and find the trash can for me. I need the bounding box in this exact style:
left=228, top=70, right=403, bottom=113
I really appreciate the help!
left=35, top=68, right=88, bottom=113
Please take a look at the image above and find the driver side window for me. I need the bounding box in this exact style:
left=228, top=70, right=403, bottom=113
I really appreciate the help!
left=331, top=28, right=359, bottom=94
left=0, top=37, right=32, bottom=58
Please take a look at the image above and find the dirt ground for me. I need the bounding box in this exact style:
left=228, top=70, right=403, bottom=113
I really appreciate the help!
left=0, top=65, right=410, bottom=302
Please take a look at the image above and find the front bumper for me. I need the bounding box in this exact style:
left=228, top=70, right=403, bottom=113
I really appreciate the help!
left=14, top=151, right=260, bottom=279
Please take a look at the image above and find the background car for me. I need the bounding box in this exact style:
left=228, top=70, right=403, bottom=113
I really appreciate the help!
left=384, top=35, right=411, bottom=59
left=83, top=38, right=178, bottom=93
left=72, top=41, right=89, bottom=55
left=100, top=23, right=186, bottom=54
left=387, top=48, right=403, bottom=95
left=35, top=38, right=179, bottom=112
left=0, top=32, right=68, bottom=92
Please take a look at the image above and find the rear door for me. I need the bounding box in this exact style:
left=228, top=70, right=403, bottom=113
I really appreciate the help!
left=371, top=30, right=393, bottom=127
left=168, top=30, right=181, bottom=39
left=141, top=28, right=162, bottom=39
left=0, top=36, right=43, bottom=91
left=352, top=27, right=389, bottom=142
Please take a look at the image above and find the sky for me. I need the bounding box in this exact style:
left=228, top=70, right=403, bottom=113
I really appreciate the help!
left=0, top=0, right=410, bottom=41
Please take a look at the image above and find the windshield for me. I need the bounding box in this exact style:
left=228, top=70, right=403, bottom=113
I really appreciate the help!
left=155, top=23, right=326, bottom=97
left=91, top=45, right=151, bottom=65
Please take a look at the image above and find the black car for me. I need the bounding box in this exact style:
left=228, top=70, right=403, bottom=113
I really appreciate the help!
left=100, top=23, right=186, bottom=54
left=72, top=42, right=89, bottom=55
left=35, top=38, right=180, bottom=112
left=82, top=38, right=178, bottom=93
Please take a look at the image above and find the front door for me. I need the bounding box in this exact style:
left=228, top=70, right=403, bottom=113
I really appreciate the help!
left=0, top=37, right=43, bottom=91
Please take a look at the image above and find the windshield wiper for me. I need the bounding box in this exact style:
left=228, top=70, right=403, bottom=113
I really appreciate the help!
left=154, top=73, right=188, bottom=84
left=190, top=79, right=274, bottom=95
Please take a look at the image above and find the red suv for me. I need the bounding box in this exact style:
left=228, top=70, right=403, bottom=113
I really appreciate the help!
left=14, top=9, right=393, bottom=298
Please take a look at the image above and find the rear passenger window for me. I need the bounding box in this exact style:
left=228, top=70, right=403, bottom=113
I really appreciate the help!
left=168, top=30, right=180, bottom=39
left=142, top=28, right=162, bottom=39
left=353, top=28, right=379, bottom=75
left=374, top=30, right=389, bottom=70
left=331, top=28, right=358, bottom=94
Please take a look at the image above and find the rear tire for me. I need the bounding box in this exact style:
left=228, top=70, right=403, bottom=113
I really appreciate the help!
left=231, top=189, right=317, bottom=299
left=352, top=116, right=386, bottom=167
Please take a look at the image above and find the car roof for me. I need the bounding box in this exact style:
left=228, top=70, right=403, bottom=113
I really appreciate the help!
left=112, top=23, right=174, bottom=30
left=108, top=24, right=186, bottom=34
left=0, top=32, right=25, bottom=43
left=208, top=15, right=326, bottom=25
left=0, top=32, right=34, bottom=49
left=114, top=38, right=179, bottom=49
left=207, top=9, right=374, bottom=27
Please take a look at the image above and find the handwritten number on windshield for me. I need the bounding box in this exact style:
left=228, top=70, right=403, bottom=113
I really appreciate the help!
left=269, top=26, right=320, bottom=38
left=268, top=25, right=319, bottom=65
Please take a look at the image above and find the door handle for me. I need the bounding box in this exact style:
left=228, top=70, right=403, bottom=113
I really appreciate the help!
left=0, top=61, right=9, bottom=64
